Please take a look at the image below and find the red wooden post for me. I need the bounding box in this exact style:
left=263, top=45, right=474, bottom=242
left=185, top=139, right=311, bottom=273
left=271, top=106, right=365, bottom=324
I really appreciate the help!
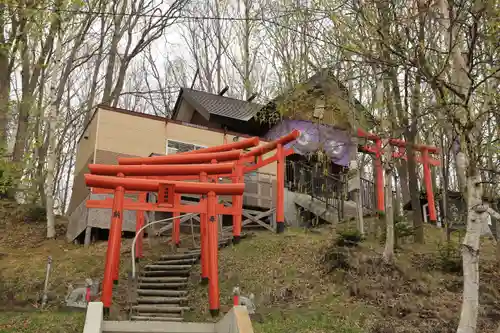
left=173, top=193, right=181, bottom=246
left=232, top=161, right=243, bottom=243
left=207, top=191, right=220, bottom=317
left=233, top=286, right=240, bottom=306
left=101, top=181, right=125, bottom=315
left=421, top=149, right=437, bottom=222
left=135, top=192, right=147, bottom=261
left=374, top=138, right=385, bottom=213
left=112, top=174, right=126, bottom=283
left=276, top=143, right=285, bottom=233
left=85, top=286, right=91, bottom=303
left=199, top=172, right=209, bottom=284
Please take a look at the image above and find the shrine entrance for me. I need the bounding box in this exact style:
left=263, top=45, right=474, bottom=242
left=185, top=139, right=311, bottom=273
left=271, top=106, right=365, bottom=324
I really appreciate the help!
left=356, top=128, right=441, bottom=221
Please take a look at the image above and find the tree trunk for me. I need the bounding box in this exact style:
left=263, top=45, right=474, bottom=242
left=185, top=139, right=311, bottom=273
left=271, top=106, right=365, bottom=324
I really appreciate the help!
left=396, top=160, right=410, bottom=204
left=456, top=152, right=483, bottom=333
left=348, top=136, right=364, bottom=235
left=0, top=3, right=11, bottom=149
left=382, top=139, right=394, bottom=263
left=0, top=55, right=10, bottom=149
left=486, top=207, right=500, bottom=267
left=406, top=69, right=424, bottom=242
left=407, top=129, right=424, bottom=242
left=394, top=173, right=402, bottom=219
left=45, top=30, right=63, bottom=239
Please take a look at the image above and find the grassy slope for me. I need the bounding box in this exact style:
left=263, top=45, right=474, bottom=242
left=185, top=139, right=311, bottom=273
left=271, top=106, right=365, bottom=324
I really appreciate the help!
left=0, top=312, right=85, bottom=333
left=186, top=228, right=374, bottom=332
left=185, top=225, right=499, bottom=333
left=0, top=200, right=134, bottom=333
left=1, top=198, right=498, bottom=333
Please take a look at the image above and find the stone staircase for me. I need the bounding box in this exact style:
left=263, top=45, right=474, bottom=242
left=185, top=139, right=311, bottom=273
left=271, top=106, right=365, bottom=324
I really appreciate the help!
left=130, top=236, right=236, bottom=322
left=131, top=251, right=197, bottom=321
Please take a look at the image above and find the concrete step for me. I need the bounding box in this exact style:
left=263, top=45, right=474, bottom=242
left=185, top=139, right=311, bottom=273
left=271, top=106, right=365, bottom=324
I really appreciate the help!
left=130, top=316, right=183, bottom=322
left=141, top=270, right=191, bottom=277
left=144, top=264, right=193, bottom=271
left=138, top=282, right=187, bottom=289
left=137, top=296, right=188, bottom=304
left=155, top=258, right=197, bottom=265
left=137, top=289, right=188, bottom=297
left=138, top=277, right=188, bottom=283
left=132, top=305, right=190, bottom=313
left=159, top=253, right=199, bottom=260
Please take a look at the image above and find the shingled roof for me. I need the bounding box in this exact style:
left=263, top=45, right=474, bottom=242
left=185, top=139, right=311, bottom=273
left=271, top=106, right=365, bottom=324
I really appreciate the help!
left=173, top=88, right=263, bottom=121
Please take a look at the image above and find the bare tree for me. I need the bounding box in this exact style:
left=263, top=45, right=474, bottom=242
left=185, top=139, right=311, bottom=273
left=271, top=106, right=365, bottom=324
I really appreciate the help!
left=101, top=0, right=189, bottom=106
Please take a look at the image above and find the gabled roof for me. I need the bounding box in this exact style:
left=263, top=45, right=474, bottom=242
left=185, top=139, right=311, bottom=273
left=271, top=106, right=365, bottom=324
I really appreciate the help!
left=257, top=68, right=377, bottom=128
left=172, top=88, right=263, bottom=121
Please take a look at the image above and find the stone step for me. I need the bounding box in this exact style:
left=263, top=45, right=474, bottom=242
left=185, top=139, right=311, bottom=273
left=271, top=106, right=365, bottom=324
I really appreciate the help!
left=132, top=305, right=190, bottom=313
left=144, top=264, right=193, bottom=271
left=138, top=277, right=188, bottom=283
left=159, top=253, right=199, bottom=260
left=141, top=270, right=191, bottom=277
left=137, top=296, right=188, bottom=304
left=155, top=258, right=197, bottom=265
left=130, top=316, right=183, bottom=322
left=138, top=282, right=187, bottom=289
left=137, top=289, right=188, bottom=297
left=135, top=313, right=184, bottom=318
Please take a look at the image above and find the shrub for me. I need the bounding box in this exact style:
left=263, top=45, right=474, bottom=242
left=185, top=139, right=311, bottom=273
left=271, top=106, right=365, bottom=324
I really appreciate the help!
left=395, top=221, right=415, bottom=239
left=0, top=157, right=21, bottom=199
left=22, top=204, right=47, bottom=223
left=336, top=229, right=363, bottom=247
left=436, top=242, right=462, bottom=273
left=380, top=220, right=415, bottom=247
left=321, top=246, right=350, bottom=272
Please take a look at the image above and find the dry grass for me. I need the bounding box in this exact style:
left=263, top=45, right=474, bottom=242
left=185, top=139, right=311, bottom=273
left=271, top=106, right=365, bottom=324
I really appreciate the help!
left=185, top=224, right=499, bottom=333
left=0, top=200, right=135, bottom=332
left=185, top=228, right=372, bottom=332
left=0, top=311, right=85, bottom=333
left=1, top=198, right=499, bottom=333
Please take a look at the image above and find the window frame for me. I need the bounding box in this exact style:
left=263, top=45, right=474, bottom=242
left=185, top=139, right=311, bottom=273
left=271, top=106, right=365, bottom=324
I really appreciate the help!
left=165, top=139, right=207, bottom=155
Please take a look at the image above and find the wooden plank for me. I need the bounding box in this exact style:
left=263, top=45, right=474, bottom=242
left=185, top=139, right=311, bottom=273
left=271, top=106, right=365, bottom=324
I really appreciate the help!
left=242, top=209, right=276, bottom=232
left=240, top=208, right=269, bottom=215
left=157, top=215, right=192, bottom=234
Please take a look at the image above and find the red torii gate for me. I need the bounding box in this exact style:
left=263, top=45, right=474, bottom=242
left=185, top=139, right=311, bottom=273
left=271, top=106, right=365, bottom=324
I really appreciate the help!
left=117, top=131, right=300, bottom=239
left=86, top=173, right=245, bottom=317
left=357, top=129, right=441, bottom=221
left=85, top=131, right=300, bottom=317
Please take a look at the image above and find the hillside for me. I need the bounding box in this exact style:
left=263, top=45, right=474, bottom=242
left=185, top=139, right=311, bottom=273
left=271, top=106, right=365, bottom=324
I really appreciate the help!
left=185, top=226, right=499, bottom=333
left=0, top=199, right=133, bottom=333
left=0, top=199, right=499, bottom=333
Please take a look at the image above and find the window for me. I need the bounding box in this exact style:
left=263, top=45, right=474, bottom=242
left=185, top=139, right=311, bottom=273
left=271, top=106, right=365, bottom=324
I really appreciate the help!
left=166, top=139, right=206, bottom=154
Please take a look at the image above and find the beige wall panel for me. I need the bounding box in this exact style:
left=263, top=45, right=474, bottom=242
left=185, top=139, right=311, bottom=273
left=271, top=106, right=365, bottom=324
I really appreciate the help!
left=75, top=114, right=98, bottom=174
left=97, top=108, right=166, bottom=156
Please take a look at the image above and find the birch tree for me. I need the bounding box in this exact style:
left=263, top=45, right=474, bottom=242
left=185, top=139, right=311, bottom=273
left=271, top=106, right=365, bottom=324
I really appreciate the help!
left=46, top=28, right=63, bottom=238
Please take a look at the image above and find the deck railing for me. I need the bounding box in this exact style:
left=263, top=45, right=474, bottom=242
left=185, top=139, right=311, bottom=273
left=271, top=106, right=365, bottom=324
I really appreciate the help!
left=285, top=160, right=346, bottom=220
